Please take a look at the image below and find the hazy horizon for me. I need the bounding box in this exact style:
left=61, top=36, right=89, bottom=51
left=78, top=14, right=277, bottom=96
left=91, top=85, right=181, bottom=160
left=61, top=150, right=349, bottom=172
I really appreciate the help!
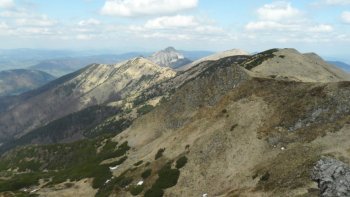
left=0, top=0, right=350, bottom=61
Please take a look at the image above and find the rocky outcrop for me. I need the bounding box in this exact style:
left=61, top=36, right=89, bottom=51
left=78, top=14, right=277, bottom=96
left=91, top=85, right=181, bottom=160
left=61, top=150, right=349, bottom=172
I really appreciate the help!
left=311, top=157, right=350, bottom=197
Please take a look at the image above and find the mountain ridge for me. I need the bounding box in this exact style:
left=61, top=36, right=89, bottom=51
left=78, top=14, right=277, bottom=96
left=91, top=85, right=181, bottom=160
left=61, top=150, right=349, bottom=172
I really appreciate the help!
left=0, top=48, right=350, bottom=197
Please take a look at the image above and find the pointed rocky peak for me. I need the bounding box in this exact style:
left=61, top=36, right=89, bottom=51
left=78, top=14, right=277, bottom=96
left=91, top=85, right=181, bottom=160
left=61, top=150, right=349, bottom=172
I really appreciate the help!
left=148, top=47, right=192, bottom=69
left=164, top=46, right=177, bottom=52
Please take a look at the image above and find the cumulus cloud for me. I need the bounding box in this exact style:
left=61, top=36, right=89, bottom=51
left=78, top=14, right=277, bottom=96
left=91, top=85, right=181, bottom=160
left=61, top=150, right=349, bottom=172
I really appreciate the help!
left=78, top=18, right=101, bottom=26
left=0, top=0, right=14, bottom=9
left=145, top=15, right=198, bottom=29
left=101, top=0, right=198, bottom=17
left=15, top=15, right=56, bottom=27
left=244, top=1, right=336, bottom=43
left=76, top=34, right=94, bottom=40
left=257, top=1, right=302, bottom=21
left=342, top=11, right=350, bottom=23
left=324, top=0, right=350, bottom=5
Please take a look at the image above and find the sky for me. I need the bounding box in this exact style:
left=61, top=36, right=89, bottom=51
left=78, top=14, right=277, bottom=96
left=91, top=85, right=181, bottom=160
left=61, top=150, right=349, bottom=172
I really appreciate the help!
left=1, top=0, right=350, bottom=59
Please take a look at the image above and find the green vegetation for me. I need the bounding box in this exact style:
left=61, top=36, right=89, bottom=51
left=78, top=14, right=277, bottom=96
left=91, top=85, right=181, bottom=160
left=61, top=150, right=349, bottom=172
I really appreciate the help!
left=155, top=148, right=165, bottom=160
left=0, top=138, right=130, bottom=193
left=133, top=160, right=143, bottom=166
left=154, top=163, right=180, bottom=189
left=145, top=163, right=180, bottom=197
left=0, top=173, right=43, bottom=192
left=144, top=187, right=164, bottom=197
left=175, top=156, right=188, bottom=169
left=129, top=184, right=144, bottom=196
left=137, top=104, right=155, bottom=115
left=141, top=169, right=152, bottom=179
left=242, top=49, right=278, bottom=70
left=96, top=171, right=133, bottom=197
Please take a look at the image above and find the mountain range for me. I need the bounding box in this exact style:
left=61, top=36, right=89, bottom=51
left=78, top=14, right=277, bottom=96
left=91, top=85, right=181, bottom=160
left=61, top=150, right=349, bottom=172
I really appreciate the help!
left=0, top=69, right=55, bottom=97
left=0, top=48, right=349, bottom=197
left=327, top=61, right=350, bottom=72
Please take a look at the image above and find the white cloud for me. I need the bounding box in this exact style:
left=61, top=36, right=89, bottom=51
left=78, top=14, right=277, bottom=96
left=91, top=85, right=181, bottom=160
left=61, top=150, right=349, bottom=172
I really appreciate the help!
left=309, top=24, right=333, bottom=32
left=145, top=15, right=198, bottom=29
left=101, top=0, right=198, bottom=17
left=15, top=15, right=56, bottom=27
left=76, top=34, right=94, bottom=40
left=342, top=11, right=350, bottom=23
left=244, top=2, right=337, bottom=43
left=78, top=18, right=101, bottom=26
left=257, top=1, right=302, bottom=21
left=246, top=21, right=292, bottom=31
left=0, top=0, right=14, bottom=9
left=324, top=0, right=350, bottom=5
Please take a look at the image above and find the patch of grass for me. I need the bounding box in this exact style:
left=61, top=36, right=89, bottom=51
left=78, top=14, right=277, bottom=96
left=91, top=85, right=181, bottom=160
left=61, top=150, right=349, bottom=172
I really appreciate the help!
left=155, top=148, right=165, bottom=160
left=175, top=156, right=188, bottom=169
left=141, top=169, right=152, bottom=179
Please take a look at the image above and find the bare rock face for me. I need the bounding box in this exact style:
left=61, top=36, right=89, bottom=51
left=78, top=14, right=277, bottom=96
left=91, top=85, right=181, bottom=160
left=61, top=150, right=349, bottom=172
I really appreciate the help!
left=311, top=157, right=350, bottom=197
left=148, top=47, right=192, bottom=69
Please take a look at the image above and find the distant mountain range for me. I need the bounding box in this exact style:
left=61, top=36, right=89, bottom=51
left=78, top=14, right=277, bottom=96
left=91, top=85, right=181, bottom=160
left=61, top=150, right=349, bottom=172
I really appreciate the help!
left=0, top=48, right=213, bottom=76
left=327, top=61, right=350, bottom=72
left=29, top=53, right=148, bottom=77
left=0, top=69, right=55, bottom=97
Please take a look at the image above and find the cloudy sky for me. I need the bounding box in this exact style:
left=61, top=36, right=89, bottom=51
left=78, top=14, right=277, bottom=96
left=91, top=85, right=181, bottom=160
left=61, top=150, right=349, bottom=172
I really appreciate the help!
left=1, top=0, right=350, bottom=58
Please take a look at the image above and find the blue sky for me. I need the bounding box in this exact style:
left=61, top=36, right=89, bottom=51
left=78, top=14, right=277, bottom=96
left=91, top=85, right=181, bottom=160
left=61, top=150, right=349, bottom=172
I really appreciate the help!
left=1, top=0, right=350, bottom=60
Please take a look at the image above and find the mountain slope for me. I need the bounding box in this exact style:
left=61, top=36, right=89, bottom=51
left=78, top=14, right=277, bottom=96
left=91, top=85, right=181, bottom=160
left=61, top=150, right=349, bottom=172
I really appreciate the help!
left=0, top=48, right=350, bottom=197
left=0, top=69, right=55, bottom=97
left=0, top=58, right=175, bottom=143
left=149, top=47, right=192, bottom=69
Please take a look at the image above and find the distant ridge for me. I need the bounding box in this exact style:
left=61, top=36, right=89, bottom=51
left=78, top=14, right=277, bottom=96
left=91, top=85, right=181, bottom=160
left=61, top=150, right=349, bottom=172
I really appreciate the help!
left=0, top=69, right=55, bottom=97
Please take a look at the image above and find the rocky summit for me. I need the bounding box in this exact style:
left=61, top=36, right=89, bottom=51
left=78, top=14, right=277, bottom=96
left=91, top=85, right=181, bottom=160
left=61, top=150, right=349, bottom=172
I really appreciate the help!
left=148, top=47, right=192, bottom=69
left=0, top=48, right=350, bottom=197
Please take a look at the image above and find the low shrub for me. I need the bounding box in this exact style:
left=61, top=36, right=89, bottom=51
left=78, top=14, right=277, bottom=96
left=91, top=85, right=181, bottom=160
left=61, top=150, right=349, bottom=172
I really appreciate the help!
left=141, top=169, right=152, bottom=179
left=175, top=156, right=188, bottom=169
left=144, top=187, right=164, bottom=197
left=155, top=148, right=165, bottom=160
left=129, top=185, right=144, bottom=196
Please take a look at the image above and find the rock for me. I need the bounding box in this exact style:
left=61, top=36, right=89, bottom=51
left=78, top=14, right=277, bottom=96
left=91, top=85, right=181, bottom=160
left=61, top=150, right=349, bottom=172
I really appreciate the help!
left=311, top=157, right=350, bottom=197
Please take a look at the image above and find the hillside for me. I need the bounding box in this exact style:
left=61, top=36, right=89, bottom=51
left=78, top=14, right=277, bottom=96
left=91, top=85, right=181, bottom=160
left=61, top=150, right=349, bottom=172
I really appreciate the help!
left=0, top=48, right=350, bottom=197
left=0, top=58, right=175, bottom=144
left=243, top=49, right=349, bottom=82
left=0, top=69, right=55, bottom=97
